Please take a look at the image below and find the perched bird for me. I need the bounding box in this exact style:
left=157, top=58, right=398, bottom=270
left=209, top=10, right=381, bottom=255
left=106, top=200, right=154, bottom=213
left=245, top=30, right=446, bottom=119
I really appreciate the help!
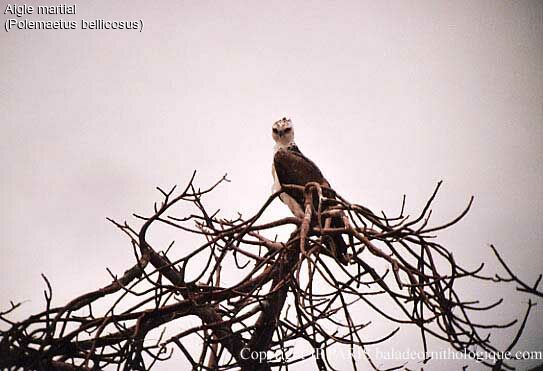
left=271, top=117, right=349, bottom=264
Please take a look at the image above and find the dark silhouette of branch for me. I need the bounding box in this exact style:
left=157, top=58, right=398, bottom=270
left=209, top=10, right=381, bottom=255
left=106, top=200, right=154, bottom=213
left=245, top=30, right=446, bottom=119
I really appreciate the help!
left=489, top=244, right=543, bottom=298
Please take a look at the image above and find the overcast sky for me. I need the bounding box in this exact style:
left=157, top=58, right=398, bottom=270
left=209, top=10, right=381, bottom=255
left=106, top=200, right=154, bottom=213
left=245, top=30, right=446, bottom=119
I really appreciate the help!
left=1, top=1, right=542, bottom=370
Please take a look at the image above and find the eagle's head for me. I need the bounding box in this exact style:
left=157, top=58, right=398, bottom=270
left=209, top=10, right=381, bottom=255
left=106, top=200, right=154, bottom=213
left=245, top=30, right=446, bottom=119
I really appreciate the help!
left=272, top=117, right=295, bottom=147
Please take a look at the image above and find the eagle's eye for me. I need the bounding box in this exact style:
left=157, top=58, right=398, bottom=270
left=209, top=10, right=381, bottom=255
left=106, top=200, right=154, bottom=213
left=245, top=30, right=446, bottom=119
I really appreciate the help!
left=284, top=127, right=292, bottom=133
left=272, top=128, right=278, bottom=134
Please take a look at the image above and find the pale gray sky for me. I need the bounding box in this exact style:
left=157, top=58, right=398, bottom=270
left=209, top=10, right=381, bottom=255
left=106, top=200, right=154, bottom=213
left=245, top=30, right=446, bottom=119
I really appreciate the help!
left=1, top=1, right=542, bottom=370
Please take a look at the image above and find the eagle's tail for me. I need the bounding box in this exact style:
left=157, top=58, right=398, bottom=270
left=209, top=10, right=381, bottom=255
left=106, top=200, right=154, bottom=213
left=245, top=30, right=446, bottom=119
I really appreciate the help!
left=324, top=216, right=350, bottom=265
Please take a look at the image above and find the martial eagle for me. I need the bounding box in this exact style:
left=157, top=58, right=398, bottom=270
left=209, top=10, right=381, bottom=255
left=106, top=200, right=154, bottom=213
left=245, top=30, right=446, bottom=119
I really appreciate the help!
left=271, top=117, right=349, bottom=265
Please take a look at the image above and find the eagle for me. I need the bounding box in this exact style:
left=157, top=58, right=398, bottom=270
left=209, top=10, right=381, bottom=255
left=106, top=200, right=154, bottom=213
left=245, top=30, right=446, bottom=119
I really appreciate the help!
left=271, top=117, right=349, bottom=265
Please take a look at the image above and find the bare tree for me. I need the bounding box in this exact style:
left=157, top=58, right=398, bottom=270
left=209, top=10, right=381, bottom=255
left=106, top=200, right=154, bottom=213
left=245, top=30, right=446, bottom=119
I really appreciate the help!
left=0, top=173, right=539, bottom=370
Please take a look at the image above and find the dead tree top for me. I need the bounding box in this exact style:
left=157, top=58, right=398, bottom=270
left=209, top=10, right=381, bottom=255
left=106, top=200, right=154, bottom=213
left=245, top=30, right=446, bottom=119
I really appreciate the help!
left=0, top=172, right=539, bottom=371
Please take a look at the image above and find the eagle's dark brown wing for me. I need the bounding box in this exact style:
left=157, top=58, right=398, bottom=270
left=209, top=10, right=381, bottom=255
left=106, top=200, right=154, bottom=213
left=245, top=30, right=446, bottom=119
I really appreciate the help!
left=274, top=148, right=348, bottom=264
left=273, top=149, right=331, bottom=207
